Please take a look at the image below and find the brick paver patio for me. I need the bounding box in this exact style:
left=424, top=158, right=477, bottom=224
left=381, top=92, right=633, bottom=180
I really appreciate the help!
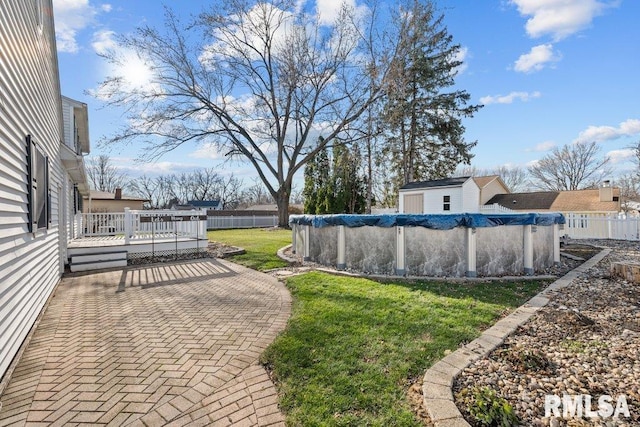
left=0, top=258, right=291, bottom=426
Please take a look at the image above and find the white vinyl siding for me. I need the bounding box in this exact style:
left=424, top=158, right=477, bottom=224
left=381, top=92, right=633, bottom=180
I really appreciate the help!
left=422, top=187, right=463, bottom=213
left=479, top=179, right=508, bottom=205
left=461, top=180, right=480, bottom=213
left=0, top=0, right=65, bottom=379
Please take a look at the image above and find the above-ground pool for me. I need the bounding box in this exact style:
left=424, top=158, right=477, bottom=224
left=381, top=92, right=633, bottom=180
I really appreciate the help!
left=290, top=213, right=564, bottom=278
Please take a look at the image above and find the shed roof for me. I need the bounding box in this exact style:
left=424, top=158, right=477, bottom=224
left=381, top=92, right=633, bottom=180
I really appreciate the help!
left=399, top=176, right=470, bottom=190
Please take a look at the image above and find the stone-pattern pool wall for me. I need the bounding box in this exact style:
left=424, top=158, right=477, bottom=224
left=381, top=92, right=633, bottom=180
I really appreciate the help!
left=291, top=215, right=562, bottom=278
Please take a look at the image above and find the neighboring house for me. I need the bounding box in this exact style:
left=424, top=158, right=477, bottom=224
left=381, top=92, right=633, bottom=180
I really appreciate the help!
left=486, top=182, right=622, bottom=236
left=398, top=176, right=509, bottom=214
left=244, top=204, right=304, bottom=213
left=188, top=200, right=222, bottom=210
left=83, top=188, right=148, bottom=212
left=0, top=1, right=90, bottom=380
left=172, top=200, right=223, bottom=210
left=485, top=183, right=621, bottom=215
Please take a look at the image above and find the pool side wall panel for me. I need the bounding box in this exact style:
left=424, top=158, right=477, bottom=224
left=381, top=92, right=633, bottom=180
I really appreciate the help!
left=405, top=228, right=466, bottom=277
left=344, top=226, right=396, bottom=274
left=476, top=226, right=524, bottom=276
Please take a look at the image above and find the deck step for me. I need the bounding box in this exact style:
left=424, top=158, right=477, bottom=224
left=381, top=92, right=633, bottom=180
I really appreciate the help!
left=69, top=251, right=128, bottom=272
left=71, top=251, right=128, bottom=264
left=70, top=259, right=128, bottom=272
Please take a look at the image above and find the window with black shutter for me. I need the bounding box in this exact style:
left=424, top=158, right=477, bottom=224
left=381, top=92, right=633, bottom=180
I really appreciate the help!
left=26, top=135, right=50, bottom=232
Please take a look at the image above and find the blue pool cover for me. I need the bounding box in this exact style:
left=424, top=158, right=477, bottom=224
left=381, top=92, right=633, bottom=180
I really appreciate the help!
left=289, top=213, right=565, bottom=230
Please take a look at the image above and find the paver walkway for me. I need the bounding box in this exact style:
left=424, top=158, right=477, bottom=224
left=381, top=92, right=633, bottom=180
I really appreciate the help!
left=0, top=258, right=291, bottom=426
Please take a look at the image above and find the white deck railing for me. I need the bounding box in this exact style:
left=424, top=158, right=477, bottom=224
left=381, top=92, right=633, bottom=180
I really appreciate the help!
left=479, top=203, right=516, bottom=214
left=80, top=209, right=208, bottom=244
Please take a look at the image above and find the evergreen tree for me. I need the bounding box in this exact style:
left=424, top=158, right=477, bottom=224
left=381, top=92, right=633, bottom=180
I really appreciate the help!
left=302, top=150, right=318, bottom=214
left=381, top=0, right=481, bottom=194
left=302, top=139, right=366, bottom=214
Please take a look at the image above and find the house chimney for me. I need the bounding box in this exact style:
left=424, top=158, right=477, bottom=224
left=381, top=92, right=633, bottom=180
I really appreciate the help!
left=599, top=180, right=613, bottom=202
left=115, top=188, right=122, bottom=200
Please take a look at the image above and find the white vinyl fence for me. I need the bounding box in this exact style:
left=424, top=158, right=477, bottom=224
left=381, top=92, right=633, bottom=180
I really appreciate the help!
left=206, top=215, right=278, bottom=230
left=564, top=213, right=640, bottom=241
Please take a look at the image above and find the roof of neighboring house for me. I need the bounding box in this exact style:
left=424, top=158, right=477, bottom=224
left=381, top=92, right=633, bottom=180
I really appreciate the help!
left=86, top=190, right=149, bottom=201
left=399, top=176, right=470, bottom=190
left=486, top=192, right=559, bottom=210
left=472, top=175, right=498, bottom=188
left=486, top=188, right=621, bottom=212
left=187, top=200, right=221, bottom=207
left=243, top=204, right=304, bottom=211
left=551, top=188, right=620, bottom=212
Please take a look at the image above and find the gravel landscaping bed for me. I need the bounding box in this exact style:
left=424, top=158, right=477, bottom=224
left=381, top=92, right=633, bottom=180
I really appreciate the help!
left=454, top=239, right=640, bottom=427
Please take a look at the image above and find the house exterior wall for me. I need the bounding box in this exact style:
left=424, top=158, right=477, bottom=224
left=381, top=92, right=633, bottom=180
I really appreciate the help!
left=0, top=0, right=66, bottom=380
left=400, top=186, right=465, bottom=213
left=461, top=180, right=480, bottom=213
left=61, top=100, right=73, bottom=152
left=479, top=179, right=508, bottom=205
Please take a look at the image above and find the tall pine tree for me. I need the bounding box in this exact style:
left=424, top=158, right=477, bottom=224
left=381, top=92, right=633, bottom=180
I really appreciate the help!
left=381, top=0, right=481, bottom=201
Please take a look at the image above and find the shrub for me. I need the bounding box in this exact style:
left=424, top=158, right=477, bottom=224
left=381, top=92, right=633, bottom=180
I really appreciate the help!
left=460, top=386, right=519, bottom=427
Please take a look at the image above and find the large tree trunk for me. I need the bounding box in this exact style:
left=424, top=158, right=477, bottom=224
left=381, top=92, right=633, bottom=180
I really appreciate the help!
left=276, top=189, right=290, bottom=228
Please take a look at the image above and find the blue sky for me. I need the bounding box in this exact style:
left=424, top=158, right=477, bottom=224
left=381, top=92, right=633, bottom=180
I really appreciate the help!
left=53, top=0, right=640, bottom=183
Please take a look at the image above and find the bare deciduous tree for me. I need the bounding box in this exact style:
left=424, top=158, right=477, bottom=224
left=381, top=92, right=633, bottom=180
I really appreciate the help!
left=95, top=0, right=407, bottom=226
left=127, top=175, right=158, bottom=208
left=528, top=142, right=611, bottom=191
left=491, top=166, right=529, bottom=192
left=614, top=173, right=640, bottom=214
left=86, top=155, right=128, bottom=192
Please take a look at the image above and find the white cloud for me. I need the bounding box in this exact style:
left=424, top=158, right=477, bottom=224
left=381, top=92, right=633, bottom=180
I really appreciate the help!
left=453, top=46, right=469, bottom=75
left=53, top=0, right=111, bottom=53
left=510, top=0, right=613, bottom=41
left=91, top=29, right=116, bottom=55
left=190, top=142, right=225, bottom=160
left=513, top=44, right=561, bottom=73
left=113, top=157, right=201, bottom=176
left=527, top=141, right=556, bottom=152
left=606, top=149, right=635, bottom=164
left=316, top=0, right=368, bottom=26
left=574, top=119, right=640, bottom=144
left=480, top=91, right=541, bottom=105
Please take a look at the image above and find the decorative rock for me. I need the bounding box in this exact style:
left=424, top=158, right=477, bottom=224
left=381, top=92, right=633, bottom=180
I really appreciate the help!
left=453, top=240, right=640, bottom=426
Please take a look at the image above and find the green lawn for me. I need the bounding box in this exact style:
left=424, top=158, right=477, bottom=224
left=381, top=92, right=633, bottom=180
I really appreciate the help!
left=207, top=228, right=291, bottom=271
left=207, top=227, right=548, bottom=424
left=261, top=272, right=547, bottom=426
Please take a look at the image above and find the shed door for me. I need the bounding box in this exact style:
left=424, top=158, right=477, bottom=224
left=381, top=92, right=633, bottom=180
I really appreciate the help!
left=404, top=194, right=424, bottom=214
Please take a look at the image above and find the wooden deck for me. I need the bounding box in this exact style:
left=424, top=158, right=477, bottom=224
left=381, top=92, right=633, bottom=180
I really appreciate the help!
left=68, top=235, right=209, bottom=259
left=68, top=235, right=207, bottom=249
